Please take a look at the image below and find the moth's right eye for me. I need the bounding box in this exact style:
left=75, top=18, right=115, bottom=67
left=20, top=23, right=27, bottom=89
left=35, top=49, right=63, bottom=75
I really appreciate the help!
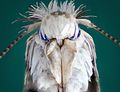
left=69, top=24, right=81, bottom=40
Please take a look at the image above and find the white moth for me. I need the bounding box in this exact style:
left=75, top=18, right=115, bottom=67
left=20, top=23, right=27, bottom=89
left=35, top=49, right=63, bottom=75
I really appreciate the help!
left=0, top=0, right=120, bottom=92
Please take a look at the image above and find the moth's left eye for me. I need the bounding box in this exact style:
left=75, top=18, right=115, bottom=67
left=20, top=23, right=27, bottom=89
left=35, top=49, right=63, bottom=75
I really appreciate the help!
left=39, top=32, right=49, bottom=42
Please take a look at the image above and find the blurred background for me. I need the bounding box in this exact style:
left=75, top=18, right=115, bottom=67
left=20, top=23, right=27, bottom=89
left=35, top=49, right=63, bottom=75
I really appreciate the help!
left=0, top=0, right=120, bottom=92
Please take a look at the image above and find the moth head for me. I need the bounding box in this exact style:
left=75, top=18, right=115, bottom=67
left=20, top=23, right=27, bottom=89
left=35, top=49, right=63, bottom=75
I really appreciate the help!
left=40, top=12, right=80, bottom=42
left=22, top=0, right=120, bottom=46
left=27, top=0, right=91, bottom=44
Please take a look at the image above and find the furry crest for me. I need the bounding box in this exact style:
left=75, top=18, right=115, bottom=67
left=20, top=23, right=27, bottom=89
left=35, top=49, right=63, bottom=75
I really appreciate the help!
left=28, top=0, right=90, bottom=20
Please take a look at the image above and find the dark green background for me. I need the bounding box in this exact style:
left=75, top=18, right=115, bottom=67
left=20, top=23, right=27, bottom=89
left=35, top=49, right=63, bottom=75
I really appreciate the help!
left=0, top=0, right=120, bottom=92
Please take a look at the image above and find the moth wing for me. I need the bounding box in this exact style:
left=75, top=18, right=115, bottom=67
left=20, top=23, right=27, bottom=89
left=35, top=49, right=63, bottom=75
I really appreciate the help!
left=24, top=34, right=49, bottom=91
left=82, top=31, right=100, bottom=92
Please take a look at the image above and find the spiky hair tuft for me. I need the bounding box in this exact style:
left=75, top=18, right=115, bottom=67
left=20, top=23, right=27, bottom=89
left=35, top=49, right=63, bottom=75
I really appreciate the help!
left=27, top=0, right=90, bottom=20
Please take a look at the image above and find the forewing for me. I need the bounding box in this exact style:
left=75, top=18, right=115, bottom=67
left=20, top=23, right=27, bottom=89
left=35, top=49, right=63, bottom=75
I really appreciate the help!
left=24, top=34, right=50, bottom=91
left=82, top=31, right=100, bottom=92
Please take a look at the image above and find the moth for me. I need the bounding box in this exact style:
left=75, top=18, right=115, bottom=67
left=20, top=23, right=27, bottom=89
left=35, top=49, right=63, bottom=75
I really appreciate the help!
left=0, top=0, right=120, bottom=92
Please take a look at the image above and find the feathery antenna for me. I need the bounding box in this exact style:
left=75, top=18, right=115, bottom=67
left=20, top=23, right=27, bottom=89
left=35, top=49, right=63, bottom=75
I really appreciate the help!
left=0, top=31, right=28, bottom=59
left=0, top=21, right=41, bottom=59
left=77, top=19, right=120, bottom=47
left=93, top=25, right=120, bottom=46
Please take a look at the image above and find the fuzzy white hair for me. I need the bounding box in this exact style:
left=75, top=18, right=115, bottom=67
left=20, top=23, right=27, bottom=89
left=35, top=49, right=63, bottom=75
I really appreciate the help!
left=28, top=0, right=86, bottom=20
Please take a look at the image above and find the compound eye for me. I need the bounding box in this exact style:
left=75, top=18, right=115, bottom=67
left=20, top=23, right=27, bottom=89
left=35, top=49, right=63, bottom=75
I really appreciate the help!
left=69, top=25, right=81, bottom=40
left=39, top=31, right=49, bottom=42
